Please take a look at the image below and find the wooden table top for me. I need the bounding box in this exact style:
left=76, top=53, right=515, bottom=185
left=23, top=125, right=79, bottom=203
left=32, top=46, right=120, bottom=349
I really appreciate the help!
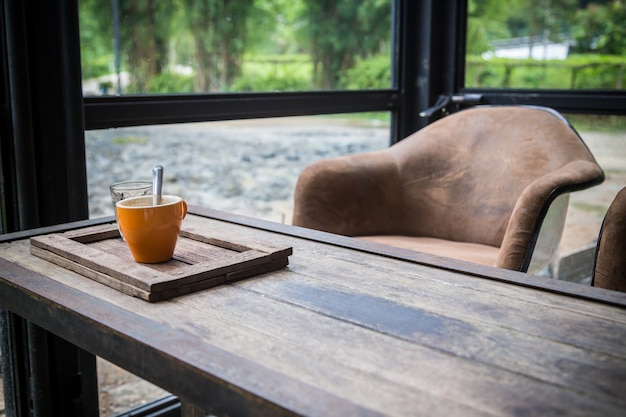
left=1, top=207, right=625, bottom=417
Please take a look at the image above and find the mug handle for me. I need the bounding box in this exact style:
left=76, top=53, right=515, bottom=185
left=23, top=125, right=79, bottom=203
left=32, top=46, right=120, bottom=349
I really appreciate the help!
left=181, top=200, right=188, bottom=219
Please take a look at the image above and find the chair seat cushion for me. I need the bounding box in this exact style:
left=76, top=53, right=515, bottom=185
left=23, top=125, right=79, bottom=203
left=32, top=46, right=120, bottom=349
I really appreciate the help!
left=356, top=235, right=500, bottom=267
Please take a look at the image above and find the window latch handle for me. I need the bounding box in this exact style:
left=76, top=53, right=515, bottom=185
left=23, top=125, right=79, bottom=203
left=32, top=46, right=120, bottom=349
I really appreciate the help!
left=419, top=95, right=451, bottom=118
left=419, top=94, right=484, bottom=118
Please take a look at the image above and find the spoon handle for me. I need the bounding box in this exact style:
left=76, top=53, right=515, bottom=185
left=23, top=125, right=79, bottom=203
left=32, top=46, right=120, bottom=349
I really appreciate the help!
left=152, top=164, right=163, bottom=205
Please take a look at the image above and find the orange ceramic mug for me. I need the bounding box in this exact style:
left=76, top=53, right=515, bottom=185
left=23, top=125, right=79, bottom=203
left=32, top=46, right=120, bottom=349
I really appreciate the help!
left=116, top=195, right=187, bottom=263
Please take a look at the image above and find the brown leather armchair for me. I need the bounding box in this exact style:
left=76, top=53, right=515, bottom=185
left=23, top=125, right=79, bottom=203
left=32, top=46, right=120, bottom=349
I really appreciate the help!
left=592, top=186, right=626, bottom=292
left=292, top=106, right=605, bottom=273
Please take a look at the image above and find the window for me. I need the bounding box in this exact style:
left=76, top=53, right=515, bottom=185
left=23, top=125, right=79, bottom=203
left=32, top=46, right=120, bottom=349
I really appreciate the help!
left=1, top=1, right=626, bottom=416
left=465, top=0, right=626, bottom=91
left=86, top=115, right=390, bottom=222
left=80, top=0, right=393, bottom=96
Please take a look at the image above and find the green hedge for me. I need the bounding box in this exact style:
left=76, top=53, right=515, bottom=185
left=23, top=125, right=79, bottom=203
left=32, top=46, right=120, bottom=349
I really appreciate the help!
left=466, top=54, right=626, bottom=89
left=89, top=53, right=625, bottom=94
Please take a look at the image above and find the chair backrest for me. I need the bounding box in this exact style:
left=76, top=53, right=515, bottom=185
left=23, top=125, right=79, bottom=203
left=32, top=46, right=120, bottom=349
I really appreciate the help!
left=292, top=105, right=604, bottom=272
left=385, top=105, right=602, bottom=248
left=592, top=186, right=626, bottom=292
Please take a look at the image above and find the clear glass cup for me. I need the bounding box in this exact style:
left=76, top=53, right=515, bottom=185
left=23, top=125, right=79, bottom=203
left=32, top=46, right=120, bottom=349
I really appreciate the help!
left=109, top=180, right=153, bottom=239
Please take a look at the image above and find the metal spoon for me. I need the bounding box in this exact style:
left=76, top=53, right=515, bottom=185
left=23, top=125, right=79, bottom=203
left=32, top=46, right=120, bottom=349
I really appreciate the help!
left=152, top=164, right=163, bottom=206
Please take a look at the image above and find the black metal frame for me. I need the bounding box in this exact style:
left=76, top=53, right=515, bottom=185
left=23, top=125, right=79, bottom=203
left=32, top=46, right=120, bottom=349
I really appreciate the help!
left=84, top=90, right=402, bottom=130
left=461, top=89, right=626, bottom=115
left=0, top=0, right=624, bottom=416
left=1, top=1, right=96, bottom=416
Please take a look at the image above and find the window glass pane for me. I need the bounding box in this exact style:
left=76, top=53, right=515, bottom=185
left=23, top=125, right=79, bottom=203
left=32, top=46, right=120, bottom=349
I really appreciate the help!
left=86, top=114, right=391, bottom=223
left=79, top=0, right=392, bottom=96
left=466, top=0, right=626, bottom=90
left=98, top=357, right=170, bottom=416
left=557, top=114, right=626, bottom=282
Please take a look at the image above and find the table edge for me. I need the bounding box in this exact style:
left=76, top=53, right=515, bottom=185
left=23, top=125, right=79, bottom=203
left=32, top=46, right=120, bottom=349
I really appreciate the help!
left=2, top=208, right=625, bottom=308
left=188, top=206, right=626, bottom=308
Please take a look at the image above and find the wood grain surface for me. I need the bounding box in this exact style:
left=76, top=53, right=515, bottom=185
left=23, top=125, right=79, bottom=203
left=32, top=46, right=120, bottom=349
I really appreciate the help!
left=1, top=210, right=625, bottom=417
left=29, top=223, right=292, bottom=301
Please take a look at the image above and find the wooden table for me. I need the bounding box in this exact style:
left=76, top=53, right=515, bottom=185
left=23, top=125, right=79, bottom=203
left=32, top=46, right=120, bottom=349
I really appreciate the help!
left=1, top=206, right=625, bottom=417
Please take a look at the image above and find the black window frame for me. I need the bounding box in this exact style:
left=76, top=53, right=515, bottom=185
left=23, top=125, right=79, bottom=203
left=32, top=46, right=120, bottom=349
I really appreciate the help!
left=1, top=0, right=625, bottom=416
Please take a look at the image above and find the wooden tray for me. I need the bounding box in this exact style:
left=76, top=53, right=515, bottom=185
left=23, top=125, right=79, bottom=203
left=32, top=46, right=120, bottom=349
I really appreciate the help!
left=30, top=223, right=292, bottom=302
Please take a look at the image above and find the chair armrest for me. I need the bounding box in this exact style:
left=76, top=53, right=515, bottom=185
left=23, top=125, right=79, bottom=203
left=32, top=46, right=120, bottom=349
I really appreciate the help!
left=497, top=160, right=605, bottom=271
left=292, top=151, right=403, bottom=236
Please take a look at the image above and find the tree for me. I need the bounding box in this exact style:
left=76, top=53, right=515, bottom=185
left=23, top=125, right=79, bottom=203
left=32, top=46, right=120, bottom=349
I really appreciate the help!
left=181, top=0, right=254, bottom=92
left=467, top=0, right=514, bottom=54
left=79, top=0, right=114, bottom=79
left=300, top=0, right=390, bottom=89
left=573, top=0, right=626, bottom=55
left=246, top=0, right=306, bottom=55
left=118, top=0, right=178, bottom=92
left=522, top=0, right=578, bottom=58
left=79, top=0, right=180, bottom=93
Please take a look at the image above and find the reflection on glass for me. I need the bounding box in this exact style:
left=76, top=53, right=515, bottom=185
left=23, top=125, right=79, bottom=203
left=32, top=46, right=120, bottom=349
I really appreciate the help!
left=79, top=0, right=392, bottom=96
left=465, top=0, right=626, bottom=90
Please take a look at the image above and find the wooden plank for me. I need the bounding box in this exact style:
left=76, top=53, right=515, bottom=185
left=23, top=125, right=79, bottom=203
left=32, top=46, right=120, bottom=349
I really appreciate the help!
left=274, top=245, right=626, bottom=357
left=0, top=257, right=383, bottom=417
left=241, top=276, right=626, bottom=405
left=188, top=207, right=626, bottom=308
left=153, top=257, right=289, bottom=302
left=143, top=283, right=625, bottom=417
left=213, top=236, right=626, bottom=408
left=63, top=223, right=121, bottom=243
left=30, top=233, right=170, bottom=291
left=0, top=216, right=114, bottom=243
left=151, top=250, right=272, bottom=292
left=182, top=226, right=293, bottom=259
left=28, top=222, right=292, bottom=301
left=174, top=236, right=236, bottom=263
left=30, top=245, right=151, bottom=300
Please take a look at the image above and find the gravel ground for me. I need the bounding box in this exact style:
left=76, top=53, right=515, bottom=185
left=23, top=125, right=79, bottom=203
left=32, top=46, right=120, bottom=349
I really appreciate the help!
left=86, top=117, right=390, bottom=224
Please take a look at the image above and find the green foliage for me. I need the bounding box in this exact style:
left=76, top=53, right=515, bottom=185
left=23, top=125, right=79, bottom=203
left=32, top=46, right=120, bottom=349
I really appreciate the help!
left=300, top=0, right=391, bottom=89
left=112, top=136, right=148, bottom=145
left=466, top=54, right=626, bottom=89
left=247, top=0, right=306, bottom=54
left=79, top=0, right=114, bottom=79
left=144, top=72, right=195, bottom=94
left=79, top=0, right=625, bottom=95
left=232, top=55, right=311, bottom=91
left=231, top=72, right=310, bottom=92
left=328, top=112, right=390, bottom=126
left=339, top=55, right=390, bottom=89
left=567, top=113, right=626, bottom=133
left=82, top=53, right=113, bottom=79
left=573, top=1, right=626, bottom=55
left=180, top=0, right=255, bottom=91
left=467, top=0, right=512, bottom=54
